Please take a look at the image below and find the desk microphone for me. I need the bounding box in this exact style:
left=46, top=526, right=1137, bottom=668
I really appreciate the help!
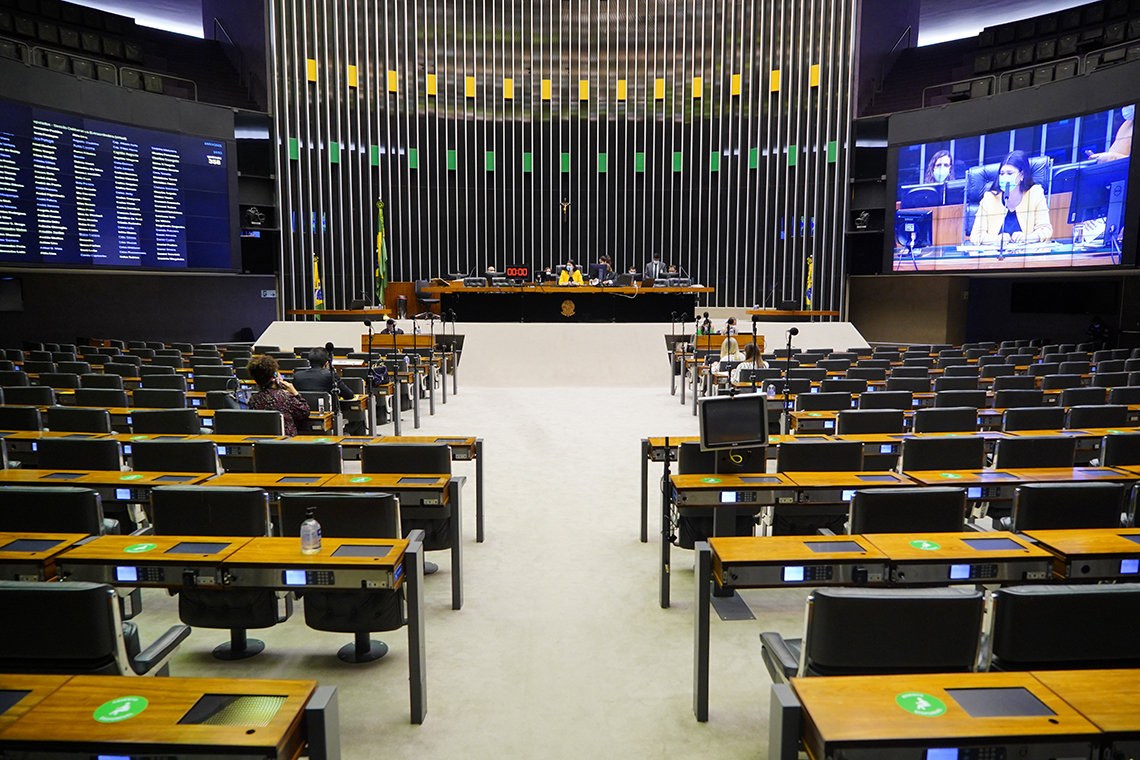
left=787, top=327, right=799, bottom=336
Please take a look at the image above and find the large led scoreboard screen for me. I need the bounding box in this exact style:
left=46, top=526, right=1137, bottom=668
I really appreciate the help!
left=0, top=98, right=236, bottom=270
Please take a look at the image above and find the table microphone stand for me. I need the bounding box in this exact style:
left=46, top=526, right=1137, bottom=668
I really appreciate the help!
left=782, top=327, right=799, bottom=434
left=364, top=319, right=376, bottom=434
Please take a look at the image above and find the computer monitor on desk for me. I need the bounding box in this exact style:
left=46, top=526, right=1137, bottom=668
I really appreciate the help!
left=699, top=394, right=767, bottom=472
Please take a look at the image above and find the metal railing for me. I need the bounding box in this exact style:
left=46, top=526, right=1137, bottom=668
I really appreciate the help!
left=921, top=74, right=997, bottom=108
left=870, top=25, right=912, bottom=108
left=213, top=17, right=249, bottom=96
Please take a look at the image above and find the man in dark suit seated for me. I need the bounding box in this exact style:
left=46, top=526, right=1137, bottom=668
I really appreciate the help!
left=379, top=319, right=404, bottom=335
left=293, top=346, right=355, bottom=409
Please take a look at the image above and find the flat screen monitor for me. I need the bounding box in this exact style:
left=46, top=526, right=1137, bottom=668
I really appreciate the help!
left=0, top=97, right=236, bottom=270
left=698, top=394, right=768, bottom=452
left=888, top=102, right=1136, bottom=272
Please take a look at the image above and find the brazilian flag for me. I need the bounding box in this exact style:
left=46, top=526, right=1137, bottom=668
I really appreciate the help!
left=376, top=200, right=389, bottom=307
left=804, top=255, right=814, bottom=310
left=313, top=254, right=323, bottom=319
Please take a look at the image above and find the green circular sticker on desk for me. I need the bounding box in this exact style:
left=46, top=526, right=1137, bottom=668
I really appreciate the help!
left=895, top=692, right=946, bottom=717
left=909, top=540, right=941, bottom=551
left=700, top=478, right=722, bottom=484
left=350, top=477, right=372, bottom=483
left=939, top=473, right=962, bottom=479
left=93, top=695, right=148, bottom=723
left=314, top=437, right=331, bottom=442
left=808, top=412, right=822, bottom=417
left=129, top=435, right=149, bottom=441
left=119, top=474, right=144, bottom=481
left=123, top=543, right=157, bottom=554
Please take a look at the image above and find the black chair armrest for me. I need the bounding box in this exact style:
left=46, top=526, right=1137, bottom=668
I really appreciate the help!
left=130, top=525, right=155, bottom=536
left=995, top=516, right=1012, bottom=532
left=759, top=632, right=799, bottom=683
left=130, top=624, right=191, bottom=675
left=103, top=518, right=121, bottom=535
left=816, top=527, right=837, bottom=536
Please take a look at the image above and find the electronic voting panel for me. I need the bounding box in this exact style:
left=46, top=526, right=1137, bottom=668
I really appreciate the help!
left=55, top=535, right=249, bottom=588
left=709, top=536, right=888, bottom=588
left=864, top=533, right=1052, bottom=584
left=1023, top=528, right=1140, bottom=581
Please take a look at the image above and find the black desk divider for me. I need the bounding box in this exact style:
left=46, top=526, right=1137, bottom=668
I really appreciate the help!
left=961, top=537, right=1025, bottom=551
left=805, top=541, right=864, bottom=553
left=331, top=544, right=395, bottom=558
left=945, top=687, right=1055, bottom=718
left=0, top=539, right=61, bottom=552
left=166, top=542, right=231, bottom=555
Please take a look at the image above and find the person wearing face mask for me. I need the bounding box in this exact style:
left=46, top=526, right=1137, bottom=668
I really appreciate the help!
left=1087, top=105, right=1134, bottom=163
left=924, top=150, right=955, bottom=184
left=969, top=150, right=1052, bottom=250
left=558, top=258, right=584, bottom=286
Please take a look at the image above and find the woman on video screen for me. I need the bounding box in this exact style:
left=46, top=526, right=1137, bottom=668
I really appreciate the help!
left=924, top=150, right=954, bottom=183
left=969, top=150, right=1052, bottom=249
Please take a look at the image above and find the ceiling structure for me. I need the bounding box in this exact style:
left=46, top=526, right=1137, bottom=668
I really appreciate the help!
left=66, top=0, right=203, bottom=38
left=918, top=0, right=1098, bottom=45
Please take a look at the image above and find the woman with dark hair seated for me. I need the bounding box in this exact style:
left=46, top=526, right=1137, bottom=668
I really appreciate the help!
left=246, top=354, right=310, bottom=437
left=969, top=150, right=1052, bottom=251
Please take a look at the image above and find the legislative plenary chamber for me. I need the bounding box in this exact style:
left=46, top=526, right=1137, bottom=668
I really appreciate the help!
left=2, top=0, right=1140, bottom=757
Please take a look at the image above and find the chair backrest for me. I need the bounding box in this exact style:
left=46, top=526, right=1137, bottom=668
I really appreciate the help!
left=149, top=355, right=184, bottom=369
left=150, top=486, right=270, bottom=536
left=131, top=388, right=186, bottom=409
left=899, top=436, right=986, bottom=471
left=36, top=439, right=123, bottom=471
left=193, top=365, right=237, bottom=377
left=213, top=409, right=285, bottom=436
left=79, top=373, right=124, bottom=390
left=890, top=367, right=929, bottom=379
left=1010, top=482, right=1126, bottom=532
left=37, top=372, right=80, bottom=389
left=981, top=364, right=1016, bottom=379
left=58, top=361, right=92, bottom=375
left=990, top=584, right=1140, bottom=671
left=3, top=385, right=54, bottom=406
left=139, top=365, right=176, bottom=376
left=943, top=365, right=979, bottom=378
left=22, top=361, right=56, bottom=374
left=131, top=440, right=218, bottom=474
left=1101, top=433, right=1140, bottom=467
left=819, top=378, right=867, bottom=395
left=794, top=392, right=852, bottom=412
left=789, top=368, right=827, bottom=382
left=1095, top=359, right=1127, bottom=373
left=933, top=390, right=987, bottom=409
left=1040, top=373, right=1082, bottom=390
left=102, top=362, right=136, bottom=378
left=835, top=409, right=904, bottom=435
left=856, top=359, right=891, bottom=370
left=361, top=442, right=452, bottom=475
left=1093, top=371, right=1130, bottom=388
left=816, top=359, right=851, bottom=373
left=1001, top=406, right=1065, bottom=432
left=0, top=486, right=108, bottom=534
left=1066, top=404, right=1130, bottom=429
left=848, top=487, right=967, bottom=534
left=45, top=406, right=112, bottom=434
left=73, top=388, right=128, bottom=408
left=139, top=374, right=188, bottom=391
left=0, top=581, right=129, bottom=675
left=0, top=406, right=42, bottom=430
left=738, top=368, right=782, bottom=384
left=857, top=391, right=912, bottom=410
left=129, top=408, right=201, bottom=435
left=885, top=377, right=931, bottom=393
left=992, top=436, right=1077, bottom=469
left=933, top=376, right=979, bottom=392
left=992, top=389, right=1044, bottom=409
left=187, top=356, right=223, bottom=367
left=845, top=367, right=886, bottom=382
left=1108, top=386, right=1140, bottom=405
left=169, top=342, right=193, bottom=352
left=253, top=441, right=343, bottom=474
left=901, top=357, right=934, bottom=369
left=799, top=587, right=984, bottom=677
left=278, top=492, right=400, bottom=540
left=1005, top=354, right=1035, bottom=366
left=776, top=441, right=864, bottom=472
left=677, top=441, right=719, bottom=474
left=782, top=378, right=812, bottom=395
left=912, top=407, right=977, bottom=433
left=992, top=375, right=1036, bottom=390
left=1059, top=386, right=1106, bottom=407
left=1059, top=361, right=1091, bottom=375
left=937, top=357, right=971, bottom=369
left=1030, top=363, right=1061, bottom=378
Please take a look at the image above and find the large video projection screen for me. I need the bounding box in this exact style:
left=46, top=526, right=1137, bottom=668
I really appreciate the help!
left=0, top=97, right=236, bottom=270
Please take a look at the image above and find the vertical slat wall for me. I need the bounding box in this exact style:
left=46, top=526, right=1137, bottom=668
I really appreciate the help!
left=270, top=0, right=857, bottom=315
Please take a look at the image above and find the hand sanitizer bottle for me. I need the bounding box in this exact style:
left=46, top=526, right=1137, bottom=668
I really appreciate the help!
left=767, top=384, right=776, bottom=400
left=300, top=506, right=321, bottom=555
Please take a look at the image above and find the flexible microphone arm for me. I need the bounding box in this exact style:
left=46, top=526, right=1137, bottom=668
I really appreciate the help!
left=783, top=327, right=799, bottom=432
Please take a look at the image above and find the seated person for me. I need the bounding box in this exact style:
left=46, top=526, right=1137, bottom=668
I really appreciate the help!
left=697, top=317, right=716, bottom=336
left=558, top=259, right=584, bottom=286
left=247, top=355, right=310, bottom=437
left=379, top=319, right=404, bottom=335
left=731, top=342, right=769, bottom=383
left=539, top=266, right=557, bottom=283
left=643, top=253, right=665, bottom=280
left=1088, top=105, right=1133, bottom=163
left=724, top=317, right=738, bottom=335
left=714, top=338, right=745, bottom=372
left=593, top=254, right=616, bottom=285
left=925, top=149, right=954, bottom=183
left=969, top=150, right=1052, bottom=249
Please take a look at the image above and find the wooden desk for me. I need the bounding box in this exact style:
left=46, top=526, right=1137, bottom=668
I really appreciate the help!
left=709, top=534, right=889, bottom=589
left=225, top=537, right=408, bottom=591
left=58, top=535, right=254, bottom=587
left=1010, top=466, right=1140, bottom=483
left=864, top=531, right=1052, bottom=584
left=0, top=532, right=87, bottom=581
left=288, top=307, right=389, bottom=318
left=204, top=473, right=336, bottom=490
left=787, top=672, right=1098, bottom=760
left=424, top=283, right=711, bottom=322
left=1033, top=669, right=1140, bottom=750
left=0, top=675, right=71, bottom=736
left=0, top=674, right=321, bottom=759
left=904, top=469, right=1027, bottom=502
left=1023, top=528, right=1140, bottom=581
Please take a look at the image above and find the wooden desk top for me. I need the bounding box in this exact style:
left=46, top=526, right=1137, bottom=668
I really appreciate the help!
left=783, top=471, right=916, bottom=489
left=0, top=430, right=108, bottom=441
left=670, top=473, right=797, bottom=490
left=647, top=436, right=701, bottom=448
left=791, top=671, right=1098, bottom=751
left=710, top=535, right=888, bottom=564
left=0, top=674, right=70, bottom=734
left=0, top=674, right=316, bottom=758
left=1032, top=669, right=1140, bottom=734
left=320, top=473, right=451, bottom=491
left=905, top=469, right=1027, bottom=486
left=58, top=535, right=254, bottom=563
left=205, top=473, right=335, bottom=489
left=423, top=284, right=714, bottom=294
left=1023, top=528, right=1140, bottom=558
left=745, top=309, right=841, bottom=316
left=0, top=469, right=98, bottom=484
left=287, top=308, right=390, bottom=316
left=108, top=433, right=197, bottom=443
left=226, top=537, right=408, bottom=571
left=0, top=532, right=87, bottom=561
left=77, top=471, right=214, bottom=487
left=195, top=434, right=286, bottom=444
left=1010, top=467, right=1139, bottom=482
left=864, top=531, right=1050, bottom=562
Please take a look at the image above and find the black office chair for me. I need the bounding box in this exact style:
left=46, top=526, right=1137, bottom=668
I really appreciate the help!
left=278, top=492, right=405, bottom=662
left=988, top=584, right=1140, bottom=671
left=848, top=487, right=967, bottom=534
left=37, top=372, right=80, bottom=389
left=779, top=378, right=813, bottom=395
left=150, top=486, right=286, bottom=660
left=129, top=408, right=201, bottom=435
left=901, top=357, right=935, bottom=369
left=1059, top=387, right=1107, bottom=407
left=57, top=361, right=92, bottom=376
left=195, top=365, right=239, bottom=377
left=992, top=375, right=1036, bottom=391
left=1095, top=359, right=1127, bottom=373
left=415, top=279, right=441, bottom=312
left=856, top=358, right=891, bottom=370
left=912, top=407, right=977, bottom=433
left=22, top=361, right=55, bottom=375
left=885, top=377, right=931, bottom=393
left=1002, top=406, right=1065, bottom=432
left=213, top=409, right=286, bottom=436
left=835, top=409, right=904, bottom=434
left=80, top=373, right=125, bottom=389
left=0, top=581, right=190, bottom=676
left=37, top=438, right=122, bottom=470
left=1059, top=361, right=1092, bottom=375
left=1108, top=386, right=1140, bottom=405
left=131, top=388, right=187, bottom=409
left=139, top=365, right=176, bottom=376
left=131, top=440, right=218, bottom=474
left=3, top=386, right=55, bottom=406
left=1040, top=374, right=1082, bottom=390
left=933, top=390, right=987, bottom=409
left=858, top=391, right=912, bottom=410
left=150, top=356, right=184, bottom=369
left=794, top=392, right=852, bottom=412
left=937, top=357, right=971, bottom=369
left=187, top=356, right=223, bottom=367
left=944, top=365, right=980, bottom=378
left=816, top=359, right=851, bottom=373
left=0, top=486, right=117, bottom=535
left=819, top=379, right=867, bottom=395
left=890, top=367, right=929, bottom=379
left=74, top=388, right=129, bottom=408
left=1066, top=404, right=1131, bottom=429
left=361, top=443, right=455, bottom=555
left=933, top=376, right=979, bottom=392
left=775, top=441, right=863, bottom=472
left=981, top=364, right=1016, bottom=380
left=139, top=374, right=188, bottom=391
left=194, top=375, right=237, bottom=393
left=760, top=587, right=984, bottom=684
left=1007, top=482, right=1127, bottom=532
left=789, top=368, right=828, bottom=382
left=253, top=441, right=342, bottom=474
left=899, top=436, right=986, bottom=471
left=993, top=389, right=1044, bottom=408
left=0, top=405, right=42, bottom=431
left=45, top=406, right=112, bottom=434
left=845, top=367, right=886, bottom=382
left=992, top=436, right=1076, bottom=469
left=102, top=362, right=137, bottom=378
left=1031, top=364, right=1062, bottom=379
left=1101, top=433, right=1140, bottom=467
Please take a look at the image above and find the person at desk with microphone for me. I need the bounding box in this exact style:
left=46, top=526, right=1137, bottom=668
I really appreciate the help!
left=969, top=150, right=1052, bottom=254
left=558, top=259, right=584, bottom=286
left=379, top=318, right=404, bottom=335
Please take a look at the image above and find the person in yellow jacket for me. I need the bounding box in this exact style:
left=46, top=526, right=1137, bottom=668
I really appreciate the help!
left=969, top=150, right=1052, bottom=253
left=558, top=259, right=584, bottom=286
